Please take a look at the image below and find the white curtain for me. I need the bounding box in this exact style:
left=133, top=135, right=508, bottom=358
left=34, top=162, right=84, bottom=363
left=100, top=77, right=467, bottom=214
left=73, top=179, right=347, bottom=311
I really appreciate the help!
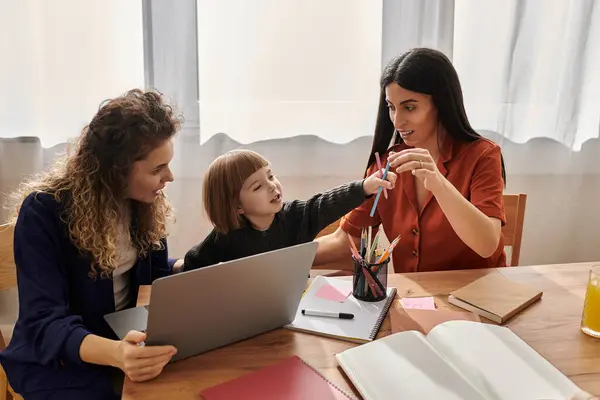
left=381, top=0, right=455, bottom=65
left=4, top=1, right=596, bottom=150
left=196, top=0, right=383, bottom=144
left=0, top=0, right=145, bottom=148
left=454, top=0, right=600, bottom=151
left=374, top=0, right=600, bottom=151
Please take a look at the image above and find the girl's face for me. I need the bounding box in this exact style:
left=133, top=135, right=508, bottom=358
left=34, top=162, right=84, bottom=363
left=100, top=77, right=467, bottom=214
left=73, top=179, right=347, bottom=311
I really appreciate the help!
left=385, top=82, right=439, bottom=148
left=238, top=165, right=283, bottom=222
left=125, top=139, right=175, bottom=203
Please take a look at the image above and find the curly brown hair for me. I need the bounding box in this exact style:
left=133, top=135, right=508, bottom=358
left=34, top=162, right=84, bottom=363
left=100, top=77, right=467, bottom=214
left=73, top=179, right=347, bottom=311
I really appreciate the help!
left=9, top=89, right=183, bottom=278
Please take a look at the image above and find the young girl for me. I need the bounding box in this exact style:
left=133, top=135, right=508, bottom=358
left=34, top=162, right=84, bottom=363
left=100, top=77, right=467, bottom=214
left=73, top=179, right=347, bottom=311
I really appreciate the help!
left=183, top=149, right=396, bottom=270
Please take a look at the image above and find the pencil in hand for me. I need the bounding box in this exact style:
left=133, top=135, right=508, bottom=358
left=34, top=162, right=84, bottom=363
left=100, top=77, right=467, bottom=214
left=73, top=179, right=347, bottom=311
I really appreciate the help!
left=369, top=160, right=391, bottom=218
left=375, top=152, right=387, bottom=199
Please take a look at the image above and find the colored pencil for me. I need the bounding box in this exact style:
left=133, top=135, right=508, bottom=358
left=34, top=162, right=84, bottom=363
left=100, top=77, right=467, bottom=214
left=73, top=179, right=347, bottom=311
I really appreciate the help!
left=376, top=234, right=401, bottom=264
left=367, top=226, right=372, bottom=258
left=362, top=264, right=384, bottom=297
left=369, top=160, right=390, bottom=217
left=368, top=232, right=379, bottom=263
left=359, top=229, right=367, bottom=258
left=348, top=233, right=361, bottom=261
left=375, top=152, right=388, bottom=199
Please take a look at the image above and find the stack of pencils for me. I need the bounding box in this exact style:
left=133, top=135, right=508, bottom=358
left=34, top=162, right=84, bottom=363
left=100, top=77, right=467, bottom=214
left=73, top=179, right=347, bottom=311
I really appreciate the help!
left=348, top=227, right=401, bottom=301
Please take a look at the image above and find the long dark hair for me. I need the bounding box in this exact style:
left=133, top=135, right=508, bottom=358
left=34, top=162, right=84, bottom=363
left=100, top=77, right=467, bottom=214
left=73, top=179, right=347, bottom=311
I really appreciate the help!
left=365, top=48, right=506, bottom=184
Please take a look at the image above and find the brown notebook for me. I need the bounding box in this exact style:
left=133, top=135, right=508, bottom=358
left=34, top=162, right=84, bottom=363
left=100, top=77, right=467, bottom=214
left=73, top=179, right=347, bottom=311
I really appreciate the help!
left=390, top=307, right=481, bottom=335
left=447, top=272, right=543, bottom=324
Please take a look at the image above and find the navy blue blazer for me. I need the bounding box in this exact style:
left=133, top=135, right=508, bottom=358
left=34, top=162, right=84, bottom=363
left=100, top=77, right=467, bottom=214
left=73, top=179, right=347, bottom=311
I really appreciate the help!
left=0, top=192, right=175, bottom=396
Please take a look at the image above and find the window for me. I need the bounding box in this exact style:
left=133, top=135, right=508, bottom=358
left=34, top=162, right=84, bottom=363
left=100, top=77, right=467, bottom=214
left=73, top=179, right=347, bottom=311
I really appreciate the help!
left=453, top=0, right=600, bottom=150
left=1, top=0, right=144, bottom=147
left=197, top=0, right=383, bottom=144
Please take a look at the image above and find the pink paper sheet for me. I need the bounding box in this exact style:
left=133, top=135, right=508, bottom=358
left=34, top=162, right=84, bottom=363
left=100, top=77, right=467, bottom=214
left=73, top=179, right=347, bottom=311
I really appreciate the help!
left=315, top=283, right=352, bottom=302
left=400, top=296, right=436, bottom=310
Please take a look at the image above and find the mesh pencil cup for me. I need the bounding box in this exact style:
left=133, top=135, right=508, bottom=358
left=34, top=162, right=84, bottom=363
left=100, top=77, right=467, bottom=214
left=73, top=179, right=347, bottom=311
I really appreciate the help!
left=352, top=255, right=389, bottom=302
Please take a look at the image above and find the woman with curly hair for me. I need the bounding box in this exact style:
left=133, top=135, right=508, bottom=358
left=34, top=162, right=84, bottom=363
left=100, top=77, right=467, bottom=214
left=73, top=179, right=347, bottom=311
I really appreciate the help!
left=0, top=89, right=182, bottom=399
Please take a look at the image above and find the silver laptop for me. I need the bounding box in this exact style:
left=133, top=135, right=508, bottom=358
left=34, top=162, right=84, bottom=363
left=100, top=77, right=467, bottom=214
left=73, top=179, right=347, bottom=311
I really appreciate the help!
left=104, top=241, right=317, bottom=362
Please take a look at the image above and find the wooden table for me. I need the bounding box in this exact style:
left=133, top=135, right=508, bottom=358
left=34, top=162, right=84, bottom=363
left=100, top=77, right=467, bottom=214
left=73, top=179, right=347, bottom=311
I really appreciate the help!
left=123, top=262, right=600, bottom=399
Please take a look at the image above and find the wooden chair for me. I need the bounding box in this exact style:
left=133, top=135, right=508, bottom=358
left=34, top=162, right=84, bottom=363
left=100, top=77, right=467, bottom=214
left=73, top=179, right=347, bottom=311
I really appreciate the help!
left=0, top=224, right=23, bottom=400
left=314, top=193, right=527, bottom=268
left=502, top=193, right=527, bottom=266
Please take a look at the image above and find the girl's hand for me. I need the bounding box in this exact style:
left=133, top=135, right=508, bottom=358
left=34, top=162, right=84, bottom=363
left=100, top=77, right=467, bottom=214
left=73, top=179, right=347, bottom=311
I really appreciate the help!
left=363, top=169, right=397, bottom=196
left=388, top=148, right=446, bottom=194
left=116, top=330, right=177, bottom=382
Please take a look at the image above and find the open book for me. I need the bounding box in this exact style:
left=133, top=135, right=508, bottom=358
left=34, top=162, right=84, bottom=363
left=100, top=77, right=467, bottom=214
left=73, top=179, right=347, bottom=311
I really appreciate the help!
left=335, top=320, right=586, bottom=400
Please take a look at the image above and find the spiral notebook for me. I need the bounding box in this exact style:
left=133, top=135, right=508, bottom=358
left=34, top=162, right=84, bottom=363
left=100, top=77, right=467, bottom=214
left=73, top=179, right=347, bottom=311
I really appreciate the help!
left=285, top=276, right=396, bottom=343
left=200, top=355, right=356, bottom=400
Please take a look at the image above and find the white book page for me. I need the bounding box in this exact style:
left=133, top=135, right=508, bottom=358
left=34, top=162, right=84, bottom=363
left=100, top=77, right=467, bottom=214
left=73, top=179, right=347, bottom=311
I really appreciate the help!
left=336, top=331, right=486, bottom=400
left=427, top=321, right=581, bottom=400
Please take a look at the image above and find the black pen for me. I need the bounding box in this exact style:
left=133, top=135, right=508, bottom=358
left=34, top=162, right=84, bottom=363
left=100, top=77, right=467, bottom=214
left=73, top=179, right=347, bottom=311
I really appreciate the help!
left=301, top=309, right=354, bottom=319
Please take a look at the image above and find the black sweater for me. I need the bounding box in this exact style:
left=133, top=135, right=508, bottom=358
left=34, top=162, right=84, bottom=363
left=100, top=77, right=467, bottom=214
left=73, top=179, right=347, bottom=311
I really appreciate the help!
left=183, top=180, right=368, bottom=271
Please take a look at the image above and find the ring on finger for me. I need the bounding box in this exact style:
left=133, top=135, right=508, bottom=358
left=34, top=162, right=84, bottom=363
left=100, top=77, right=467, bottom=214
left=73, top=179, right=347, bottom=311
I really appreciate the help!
left=419, top=160, right=424, bottom=169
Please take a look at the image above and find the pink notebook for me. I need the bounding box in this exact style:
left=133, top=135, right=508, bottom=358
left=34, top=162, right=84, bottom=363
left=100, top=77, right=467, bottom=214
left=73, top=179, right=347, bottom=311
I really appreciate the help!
left=200, top=356, right=355, bottom=400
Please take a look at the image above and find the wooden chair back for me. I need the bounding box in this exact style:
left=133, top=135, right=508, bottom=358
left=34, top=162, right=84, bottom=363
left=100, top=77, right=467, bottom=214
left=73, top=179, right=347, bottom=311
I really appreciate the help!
left=0, top=223, right=23, bottom=400
left=315, top=221, right=338, bottom=239
left=502, top=193, right=527, bottom=266
left=0, top=224, right=16, bottom=291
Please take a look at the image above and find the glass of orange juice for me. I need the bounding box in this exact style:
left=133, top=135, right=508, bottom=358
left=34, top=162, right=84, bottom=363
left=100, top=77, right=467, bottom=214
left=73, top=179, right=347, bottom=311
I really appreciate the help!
left=581, top=265, right=600, bottom=338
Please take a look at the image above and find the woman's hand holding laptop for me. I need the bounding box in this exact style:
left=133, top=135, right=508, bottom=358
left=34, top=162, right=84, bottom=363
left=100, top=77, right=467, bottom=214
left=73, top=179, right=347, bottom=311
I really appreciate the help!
left=117, top=330, right=178, bottom=382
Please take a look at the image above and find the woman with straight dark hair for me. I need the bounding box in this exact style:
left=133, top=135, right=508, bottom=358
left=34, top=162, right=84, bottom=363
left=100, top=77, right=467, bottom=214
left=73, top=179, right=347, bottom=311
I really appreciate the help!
left=315, top=48, right=508, bottom=272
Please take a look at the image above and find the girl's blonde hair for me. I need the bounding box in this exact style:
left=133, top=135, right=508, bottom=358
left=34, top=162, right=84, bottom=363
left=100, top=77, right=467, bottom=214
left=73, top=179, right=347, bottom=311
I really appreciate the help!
left=203, top=149, right=269, bottom=233
left=8, top=89, right=182, bottom=278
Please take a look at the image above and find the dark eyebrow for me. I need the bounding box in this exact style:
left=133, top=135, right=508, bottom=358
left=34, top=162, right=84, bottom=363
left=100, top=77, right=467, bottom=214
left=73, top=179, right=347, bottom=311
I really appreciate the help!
left=400, top=99, right=418, bottom=105
left=266, top=169, right=272, bottom=175
left=385, top=98, right=418, bottom=105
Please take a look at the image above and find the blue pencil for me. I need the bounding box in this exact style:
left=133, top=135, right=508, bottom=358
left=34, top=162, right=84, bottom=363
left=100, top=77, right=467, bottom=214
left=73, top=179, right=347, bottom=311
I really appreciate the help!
left=369, top=160, right=390, bottom=217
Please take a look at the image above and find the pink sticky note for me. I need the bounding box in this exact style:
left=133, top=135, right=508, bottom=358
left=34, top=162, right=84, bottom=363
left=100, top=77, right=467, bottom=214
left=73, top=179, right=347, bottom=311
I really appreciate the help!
left=315, top=283, right=352, bottom=302
left=400, top=297, right=436, bottom=310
